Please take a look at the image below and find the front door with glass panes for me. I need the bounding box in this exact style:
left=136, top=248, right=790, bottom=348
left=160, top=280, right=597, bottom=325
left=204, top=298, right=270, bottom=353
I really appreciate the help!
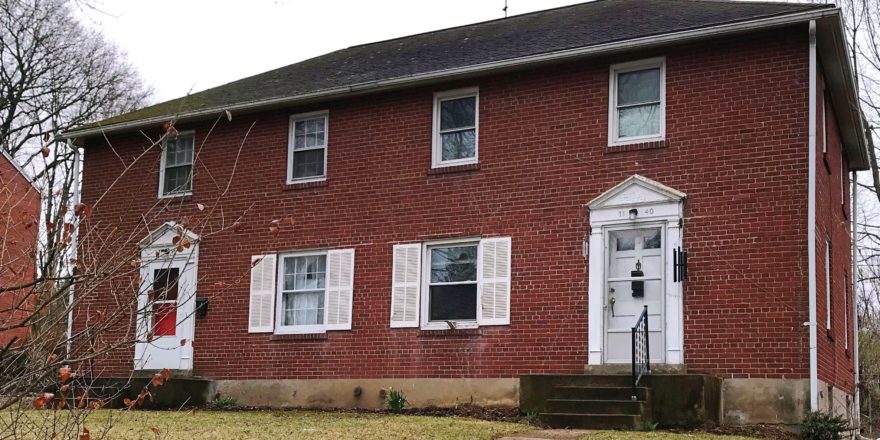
left=604, top=226, right=665, bottom=363
left=135, top=259, right=196, bottom=370
left=424, top=243, right=478, bottom=328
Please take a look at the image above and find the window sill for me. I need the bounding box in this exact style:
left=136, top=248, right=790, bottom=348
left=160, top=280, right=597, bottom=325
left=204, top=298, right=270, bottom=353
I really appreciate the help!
left=159, top=194, right=193, bottom=202
left=270, top=333, right=328, bottom=341
left=428, top=163, right=481, bottom=175
left=282, top=179, right=328, bottom=191
left=418, top=328, right=482, bottom=338
left=605, top=140, right=667, bottom=154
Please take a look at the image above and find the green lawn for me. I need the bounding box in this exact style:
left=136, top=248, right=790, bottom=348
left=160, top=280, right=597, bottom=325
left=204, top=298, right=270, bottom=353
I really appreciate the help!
left=6, top=409, right=765, bottom=439
left=9, top=409, right=528, bottom=440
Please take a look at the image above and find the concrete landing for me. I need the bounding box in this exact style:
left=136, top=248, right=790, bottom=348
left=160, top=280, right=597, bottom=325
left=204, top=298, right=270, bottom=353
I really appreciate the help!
left=499, top=429, right=594, bottom=440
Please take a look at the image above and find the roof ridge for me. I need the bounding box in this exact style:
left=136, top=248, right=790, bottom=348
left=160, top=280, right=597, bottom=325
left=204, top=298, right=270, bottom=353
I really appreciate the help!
left=345, top=0, right=608, bottom=50
left=674, top=0, right=830, bottom=7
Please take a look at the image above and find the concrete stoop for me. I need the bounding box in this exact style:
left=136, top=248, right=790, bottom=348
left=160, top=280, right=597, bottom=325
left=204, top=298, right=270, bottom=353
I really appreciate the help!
left=85, top=375, right=214, bottom=409
left=520, top=373, right=721, bottom=430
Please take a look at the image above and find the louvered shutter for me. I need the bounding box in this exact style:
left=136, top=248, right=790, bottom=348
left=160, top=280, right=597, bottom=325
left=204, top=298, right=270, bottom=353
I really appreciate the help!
left=326, top=248, right=355, bottom=331
left=478, top=237, right=511, bottom=326
left=248, top=254, right=277, bottom=333
left=390, top=243, right=421, bottom=328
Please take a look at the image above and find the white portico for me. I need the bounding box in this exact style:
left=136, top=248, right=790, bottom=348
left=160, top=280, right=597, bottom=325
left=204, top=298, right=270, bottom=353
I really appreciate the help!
left=586, top=175, right=686, bottom=366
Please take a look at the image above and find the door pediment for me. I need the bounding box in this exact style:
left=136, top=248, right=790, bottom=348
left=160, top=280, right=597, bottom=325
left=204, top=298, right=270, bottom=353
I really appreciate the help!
left=139, top=222, right=200, bottom=250
left=588, top=175, right=685, bottom=210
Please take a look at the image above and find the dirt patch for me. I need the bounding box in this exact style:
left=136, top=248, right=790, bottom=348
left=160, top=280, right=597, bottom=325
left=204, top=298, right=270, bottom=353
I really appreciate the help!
left=672, top=424, right=798, bottom=440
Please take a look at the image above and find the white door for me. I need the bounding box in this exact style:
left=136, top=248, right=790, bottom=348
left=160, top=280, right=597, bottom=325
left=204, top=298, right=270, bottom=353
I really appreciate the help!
left=135, top=258, right=196, bottom=370
left=604, top=226, right=665, bottom=363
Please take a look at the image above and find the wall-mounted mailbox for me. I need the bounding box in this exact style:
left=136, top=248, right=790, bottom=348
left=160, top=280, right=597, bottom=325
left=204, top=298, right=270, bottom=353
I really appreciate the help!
left=196, top=298, right=209, bottom=318
left=631, top=260, right=644, bottom=298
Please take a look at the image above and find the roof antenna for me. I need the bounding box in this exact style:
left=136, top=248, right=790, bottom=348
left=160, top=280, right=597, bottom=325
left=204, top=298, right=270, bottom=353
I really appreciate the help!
left=503, top=0, right=508, bottom=18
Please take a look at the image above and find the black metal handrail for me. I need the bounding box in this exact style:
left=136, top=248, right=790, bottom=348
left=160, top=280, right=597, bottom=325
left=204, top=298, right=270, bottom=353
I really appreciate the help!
left=631, top=305, right=650, bottom=400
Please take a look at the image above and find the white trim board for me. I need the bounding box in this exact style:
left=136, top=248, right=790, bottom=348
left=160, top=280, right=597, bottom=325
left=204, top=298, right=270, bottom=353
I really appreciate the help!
left=587, top=174, right=685, bottom=366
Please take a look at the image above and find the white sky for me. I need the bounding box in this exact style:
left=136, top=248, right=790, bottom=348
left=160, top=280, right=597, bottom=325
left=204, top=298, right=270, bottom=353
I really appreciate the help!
left=82, top=0, right=585, bottom=103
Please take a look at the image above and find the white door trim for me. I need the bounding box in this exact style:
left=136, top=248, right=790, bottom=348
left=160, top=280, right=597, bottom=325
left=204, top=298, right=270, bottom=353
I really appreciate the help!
left=134, top=222, right=199, bottom=370
left=586, top=175, right=685, bottom=365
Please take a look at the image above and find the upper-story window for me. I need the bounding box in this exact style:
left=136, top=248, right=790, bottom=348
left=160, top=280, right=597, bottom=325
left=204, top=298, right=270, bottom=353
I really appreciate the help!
left=432, top=88, right=479, bottom=168
left=288, top=111, right=328, bottom=183
left=159, top=132, right=194, bottom=198
left=609, top=58, right=665, bottom=146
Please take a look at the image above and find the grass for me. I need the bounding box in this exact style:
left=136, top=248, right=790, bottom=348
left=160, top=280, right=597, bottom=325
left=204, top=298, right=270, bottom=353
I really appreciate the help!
left=8, top=409, right=530, bottom=440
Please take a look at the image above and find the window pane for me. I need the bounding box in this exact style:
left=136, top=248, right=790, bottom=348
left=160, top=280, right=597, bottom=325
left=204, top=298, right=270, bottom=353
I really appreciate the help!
left=440, top=96, right=476, bottom=130
left=429, top=284, right=477, bottom=321
left=282, top=291, right=324, bottom=326
left=293, top=149, right=325, bottom=179
left=440, top=130, right=476, bottom=161
left=617, top=68, right=661, bottom=106
left=294, top=121, right=306, bottom=148
left=618, top=103, right=660, bottom=138
left=293, top=117, right=326, bottom=150
left=283, top=255, right=327, bottom=291
left=152, top=268, right=180, bottom=301
left=163, top=165, right=192, bottom=194
left=430, top=246, right=477, bottom=283
left=166, top=136, right=193, bottom=166
left=613, top=231, right=636, bottom=251
left=643, top=228, right=661, bottom=249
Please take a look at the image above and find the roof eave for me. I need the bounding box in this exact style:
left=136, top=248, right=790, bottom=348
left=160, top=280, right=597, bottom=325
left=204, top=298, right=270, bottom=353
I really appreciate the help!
left=816, top=13, right=870, bottom=170
left=60, top=7, right=843, bottom=145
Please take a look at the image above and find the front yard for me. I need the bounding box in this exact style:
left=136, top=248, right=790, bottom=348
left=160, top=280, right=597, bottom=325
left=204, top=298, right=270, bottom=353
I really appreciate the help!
left=6, top=409, right=767, bottom=439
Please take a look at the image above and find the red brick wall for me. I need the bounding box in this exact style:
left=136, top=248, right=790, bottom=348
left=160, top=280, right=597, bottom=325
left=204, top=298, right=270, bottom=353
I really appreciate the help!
left=78, top=27, right=819, bottom=381
left=816, top=67, right=856, bottom=395
left=0, top=154, right=40, bottom=346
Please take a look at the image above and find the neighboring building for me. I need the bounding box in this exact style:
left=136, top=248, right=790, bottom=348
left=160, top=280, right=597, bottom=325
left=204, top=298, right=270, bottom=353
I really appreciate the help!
left=61, top=0, right=867, bottom=428
left=0, top=150, right=40, bottom=347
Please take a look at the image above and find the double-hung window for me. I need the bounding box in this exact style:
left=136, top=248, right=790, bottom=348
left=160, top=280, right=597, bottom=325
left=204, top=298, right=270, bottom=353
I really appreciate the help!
left=278, top=253, right=327, bottom=333
left=288, top=111, right=328, bottom=183
left=390, top=237, right=511, bottom=330
left=427, top=243, right=478, bottom=322
left=159, top=132, right=194, bottom=197
left=609, top=58, right=665, bottom=146
left=432, top=88, right=479, bottom=168
left=247, top=249, right=355, bottom=335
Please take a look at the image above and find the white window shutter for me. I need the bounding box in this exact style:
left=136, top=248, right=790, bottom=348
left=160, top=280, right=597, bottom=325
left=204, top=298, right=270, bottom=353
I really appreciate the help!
left=326, top=248, right=355, bottom=331
left=248, top=254, right=277, bottom=333
left=478, top=237, right=511, bottom=326
left=390, top=243, right=421, bottom=328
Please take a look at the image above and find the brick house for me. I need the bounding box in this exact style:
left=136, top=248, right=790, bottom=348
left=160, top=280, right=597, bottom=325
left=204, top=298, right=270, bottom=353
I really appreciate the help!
left=61, top=0, right=868, bottom=428
left=0, top=150, right=40, bottom=347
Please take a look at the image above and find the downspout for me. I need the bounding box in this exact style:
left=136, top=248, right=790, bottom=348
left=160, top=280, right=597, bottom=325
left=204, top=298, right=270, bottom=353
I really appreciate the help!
left=852, top=169, right=860, bottom=427
left=65, top=142, right=81, bottom=357
left=808, top=19, right=819, bottom=413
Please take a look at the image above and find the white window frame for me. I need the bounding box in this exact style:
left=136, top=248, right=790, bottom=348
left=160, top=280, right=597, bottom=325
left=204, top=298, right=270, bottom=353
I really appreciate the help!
left=158, top=131, right=195, bottom=198
left=287, top=110, right=329, bottom=184
left=825, top=239, right=832, bottom=331
left=432, top=87, right=479, bottom=169
left=275, top=250, right=329, bottom=334
left=608, top=57, right=666, bottom=147
left=420, top=237, right=480, bottom=330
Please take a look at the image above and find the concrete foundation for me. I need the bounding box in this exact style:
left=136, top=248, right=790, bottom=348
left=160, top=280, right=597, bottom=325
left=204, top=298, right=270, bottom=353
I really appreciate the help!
left=214, top=378, right=519, bottom=409
left=721, top=378, right=810, bottom=425
left=817, top=380, right=857, bottom=424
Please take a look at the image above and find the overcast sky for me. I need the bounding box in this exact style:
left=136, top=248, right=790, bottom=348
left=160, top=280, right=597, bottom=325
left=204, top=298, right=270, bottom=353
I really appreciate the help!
left=82, top=0, right=585, bottom=104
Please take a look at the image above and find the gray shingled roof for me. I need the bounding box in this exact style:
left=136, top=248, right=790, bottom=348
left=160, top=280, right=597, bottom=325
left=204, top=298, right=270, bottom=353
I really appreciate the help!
left=89, top=0, right=829, bottom=129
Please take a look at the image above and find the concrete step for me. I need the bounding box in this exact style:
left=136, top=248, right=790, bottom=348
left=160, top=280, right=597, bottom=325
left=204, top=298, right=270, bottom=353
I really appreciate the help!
left=540, top=412, right=644, bottom=430
left=552, top=385, right=649, bottom=401
left=545, top=398, right=646, bottom=415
